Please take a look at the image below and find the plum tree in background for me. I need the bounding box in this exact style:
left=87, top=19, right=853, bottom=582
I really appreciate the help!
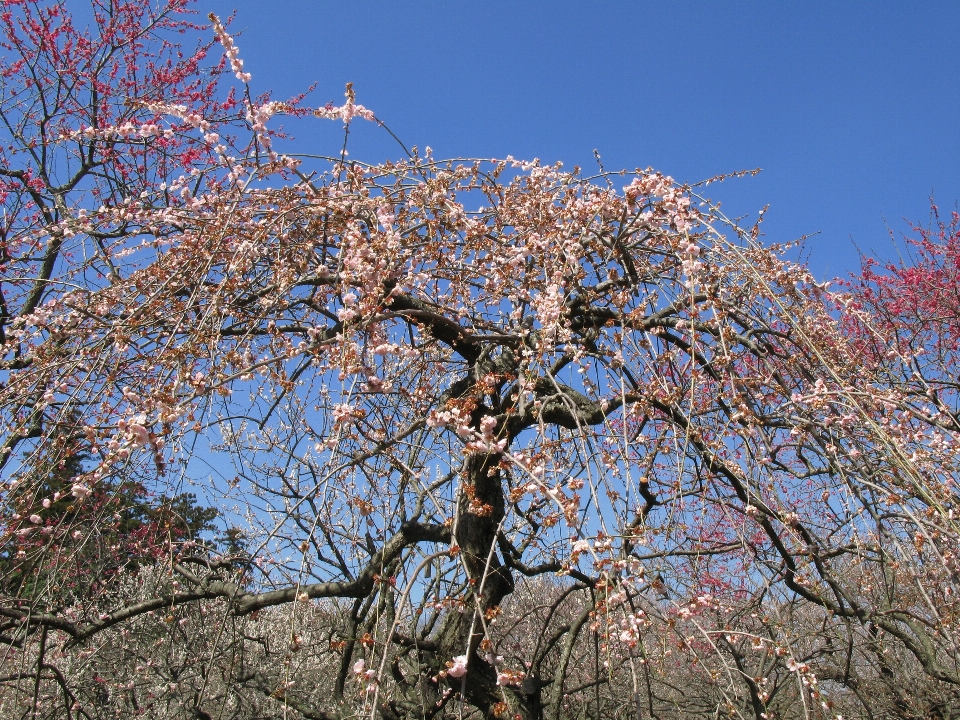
left=1, top=2, right=959, bottom=719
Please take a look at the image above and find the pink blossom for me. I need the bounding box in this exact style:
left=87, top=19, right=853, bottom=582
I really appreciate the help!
left=128, top=424, right=150, bottom=446
left=447, top=655, right=468, bottom=678
left=209, top=14, right=251, bottom=83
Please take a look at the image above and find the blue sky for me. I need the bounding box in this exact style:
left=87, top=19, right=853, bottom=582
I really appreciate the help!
left=195, top=1, right=960, bottom=279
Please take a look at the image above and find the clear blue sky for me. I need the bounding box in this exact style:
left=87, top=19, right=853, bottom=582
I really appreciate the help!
left=195, top=1, right=960, bottom=279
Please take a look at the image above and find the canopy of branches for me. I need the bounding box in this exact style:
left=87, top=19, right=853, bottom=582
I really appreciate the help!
left=1, top=3, right=958, bottom=719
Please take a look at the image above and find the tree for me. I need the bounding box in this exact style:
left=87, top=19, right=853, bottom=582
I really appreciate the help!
left=0, top=426, right=217, bottom=600
left=832, top=209, right=960, bottom=718
left=841, top=205, right=960, bottom=420
left=2, top=2, right=959, bottom=719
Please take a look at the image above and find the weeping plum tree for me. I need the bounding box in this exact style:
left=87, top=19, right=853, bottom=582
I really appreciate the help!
left=2, top=2, right=960, bottom=719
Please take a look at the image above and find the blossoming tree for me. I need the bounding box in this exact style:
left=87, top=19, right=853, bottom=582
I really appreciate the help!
left=1, top=2, right=959, bottom=719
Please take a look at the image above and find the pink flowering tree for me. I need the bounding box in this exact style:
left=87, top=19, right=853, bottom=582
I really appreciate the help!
left=2, top=2, right=960, bottom=719
left=841, top=206, right=960, bottom=400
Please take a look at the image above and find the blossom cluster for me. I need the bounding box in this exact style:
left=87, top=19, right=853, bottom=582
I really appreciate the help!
left=209, top=13, right=251, bottom=83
